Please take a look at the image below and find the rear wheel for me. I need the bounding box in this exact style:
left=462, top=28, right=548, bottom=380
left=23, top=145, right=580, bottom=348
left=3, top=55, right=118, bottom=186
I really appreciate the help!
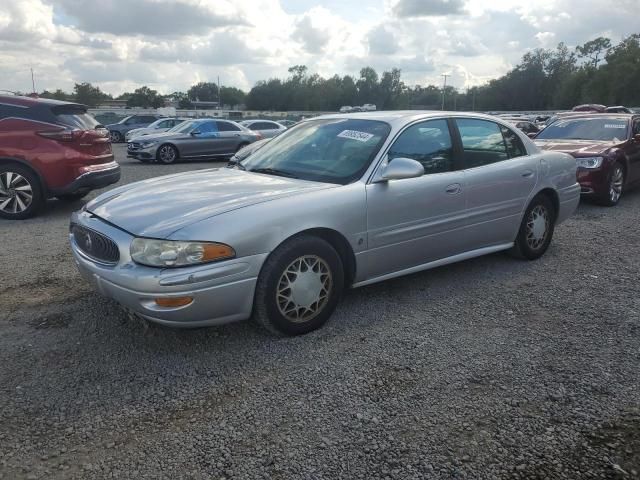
left=157, top=144, right=178, bottom=164
left=0, top=164, right=43, bottom=220
left=253, top=235, right=344, bottom=336
left=510, top=194, right=556, bottom=260
left=596, top=162, right=624, bottom=206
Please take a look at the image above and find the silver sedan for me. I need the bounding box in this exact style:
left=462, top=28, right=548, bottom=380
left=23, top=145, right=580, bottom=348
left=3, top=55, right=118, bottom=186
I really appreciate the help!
left=70, top=112, right=580, bottom=335
left=126, top=119, right=260, bottom=164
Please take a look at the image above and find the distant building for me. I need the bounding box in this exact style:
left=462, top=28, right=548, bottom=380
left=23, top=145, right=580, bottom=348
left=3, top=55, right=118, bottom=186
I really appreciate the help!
left=97, top=99, right=128, bottom=108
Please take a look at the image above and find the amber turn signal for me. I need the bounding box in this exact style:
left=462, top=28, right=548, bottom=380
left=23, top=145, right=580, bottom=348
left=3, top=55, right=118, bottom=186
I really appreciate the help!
left=201, top=243, right=235, bottom=262
left=154, top=297, right=193, bottom=308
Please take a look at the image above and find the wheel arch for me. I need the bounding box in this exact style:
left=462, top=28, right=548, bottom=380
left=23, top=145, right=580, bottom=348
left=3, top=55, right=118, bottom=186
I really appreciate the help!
left=533, top=187, right=559, bottom=220
left=0, top=156, right=48, bottom=196
left=269, top=227, right=357, bottom=288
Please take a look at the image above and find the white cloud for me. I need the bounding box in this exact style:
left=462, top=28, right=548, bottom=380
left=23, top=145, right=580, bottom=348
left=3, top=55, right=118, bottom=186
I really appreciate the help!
left=0, top=0, right=637, bottom=95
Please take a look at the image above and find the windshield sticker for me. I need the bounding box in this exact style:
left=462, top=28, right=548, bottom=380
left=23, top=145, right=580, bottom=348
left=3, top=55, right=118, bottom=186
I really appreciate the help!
left=337, top=130, right=375, bottom=142
left=604, top=124, right=626, bottom=129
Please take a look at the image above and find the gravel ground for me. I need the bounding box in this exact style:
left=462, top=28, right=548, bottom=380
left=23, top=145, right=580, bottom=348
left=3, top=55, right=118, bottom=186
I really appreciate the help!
left=1, top=145, right=639, bottom=479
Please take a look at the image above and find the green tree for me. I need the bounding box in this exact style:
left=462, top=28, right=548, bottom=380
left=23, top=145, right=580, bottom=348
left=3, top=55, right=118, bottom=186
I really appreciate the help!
left=126, top=86, right=163, bottom=108
left=73, top=82, right=111, bottom=107
left=576, top=37, right=611, bottom=68
left=187, top=82, right=219, bottom=102
left=219, top=86, right=246, bottom=108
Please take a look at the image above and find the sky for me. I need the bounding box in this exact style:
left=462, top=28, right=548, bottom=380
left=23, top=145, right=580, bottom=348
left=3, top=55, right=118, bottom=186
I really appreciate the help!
left=0, top=0, right=637, bottom=96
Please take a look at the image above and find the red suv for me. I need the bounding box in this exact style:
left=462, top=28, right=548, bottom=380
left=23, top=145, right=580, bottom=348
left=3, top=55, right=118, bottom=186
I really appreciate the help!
left=0, top=95, right=120, bottom=219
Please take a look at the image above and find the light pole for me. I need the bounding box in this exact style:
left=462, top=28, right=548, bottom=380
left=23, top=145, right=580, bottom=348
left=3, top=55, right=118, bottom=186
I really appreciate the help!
left=441, top=74, right=449, bottom=110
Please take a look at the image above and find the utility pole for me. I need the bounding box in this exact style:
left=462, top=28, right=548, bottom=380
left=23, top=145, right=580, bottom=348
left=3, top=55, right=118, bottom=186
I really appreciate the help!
left=218, top=75, right=222, bottom=110
left=31, top=68, right=36, bottom=93
left=441, top=74, right=449, bottom=110
left=472, top=88, right=476, bottom=111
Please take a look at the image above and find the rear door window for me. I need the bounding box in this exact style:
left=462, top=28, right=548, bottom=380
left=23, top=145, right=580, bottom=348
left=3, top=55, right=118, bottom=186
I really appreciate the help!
left=500, top=125, right=527, bottom=158
left=217, top=121, right=241, bottom=132
left=455, top=119, right=509, bottom=168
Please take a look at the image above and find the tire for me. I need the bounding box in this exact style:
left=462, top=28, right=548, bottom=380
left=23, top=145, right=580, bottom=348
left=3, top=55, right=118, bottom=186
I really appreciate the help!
left=56, top=190, right=89, bottom=202
left=595, top=162, right=625, bottom=207
left=109, top=131, right=123, bottom=143
left=156, top=144, right=178, bottom=164
left=253, top=235, right=345, bottom=336
left=0, top=164, right=44, bottom=220
left=510, top=194, right=556, bottom=260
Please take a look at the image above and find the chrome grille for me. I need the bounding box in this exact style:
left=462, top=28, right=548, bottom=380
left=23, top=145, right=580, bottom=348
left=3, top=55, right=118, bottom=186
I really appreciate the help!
left=71, top=224, right=120, bottom=264
left=127, top=142, right=141, bottom=151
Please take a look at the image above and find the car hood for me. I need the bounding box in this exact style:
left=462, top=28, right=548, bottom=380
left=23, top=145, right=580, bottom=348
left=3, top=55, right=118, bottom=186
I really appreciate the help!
left=86, top=168, right=335, bottom=238
left=129, top=131, right=186, bottom=142
left=534, top=139, right=623, bottom=156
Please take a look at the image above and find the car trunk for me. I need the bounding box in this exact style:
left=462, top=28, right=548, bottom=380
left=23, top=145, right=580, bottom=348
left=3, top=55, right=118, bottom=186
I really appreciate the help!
left=51, top=104, right=113, bottom=160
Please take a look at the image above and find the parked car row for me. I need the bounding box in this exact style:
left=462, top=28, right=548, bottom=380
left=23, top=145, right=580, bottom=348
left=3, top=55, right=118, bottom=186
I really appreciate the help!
left=340, top=104, right=377, bottom=113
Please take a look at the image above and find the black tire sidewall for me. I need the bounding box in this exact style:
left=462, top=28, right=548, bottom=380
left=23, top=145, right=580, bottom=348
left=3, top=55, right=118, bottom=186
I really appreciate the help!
left=515, top=195, right=556, bottom=260
left=598, top=162, right=624, bottom=206
left=0, top=164, right=43, bottom=220
left=256, top=236, right=344, bottom=336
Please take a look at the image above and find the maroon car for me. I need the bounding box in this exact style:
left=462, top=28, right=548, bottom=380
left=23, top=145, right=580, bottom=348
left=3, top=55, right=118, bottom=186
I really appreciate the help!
left=0, top=95, right=120, bottom=219
left=535, top=114, right=640, bottom=206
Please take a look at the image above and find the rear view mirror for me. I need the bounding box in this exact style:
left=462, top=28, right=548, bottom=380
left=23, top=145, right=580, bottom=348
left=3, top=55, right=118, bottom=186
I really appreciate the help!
left=376, top=158, right=424, bottom=182
left=527, top=132, right=537, bottom=139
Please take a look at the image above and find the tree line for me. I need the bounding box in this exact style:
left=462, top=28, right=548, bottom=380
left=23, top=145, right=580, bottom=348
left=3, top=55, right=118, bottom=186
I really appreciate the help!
left=36, top=33, right=639, bottom=111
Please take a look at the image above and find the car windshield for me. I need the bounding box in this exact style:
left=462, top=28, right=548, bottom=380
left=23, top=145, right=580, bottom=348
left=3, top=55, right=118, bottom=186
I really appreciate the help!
left=169, top=121, right=197, bottom=133
left=240, top=118, right=391, bottom=184
left=536, top=117, right=629, bottom=141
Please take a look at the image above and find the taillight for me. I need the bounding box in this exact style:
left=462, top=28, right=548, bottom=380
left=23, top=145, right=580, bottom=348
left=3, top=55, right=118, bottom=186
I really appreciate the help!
left=37, top=129, right=83, bottom=142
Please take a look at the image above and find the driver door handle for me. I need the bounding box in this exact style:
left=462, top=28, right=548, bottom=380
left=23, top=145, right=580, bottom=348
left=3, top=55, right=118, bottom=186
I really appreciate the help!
left=445, top=183, right=462, bottom=194
left=522, top=170, right=534, bottom=178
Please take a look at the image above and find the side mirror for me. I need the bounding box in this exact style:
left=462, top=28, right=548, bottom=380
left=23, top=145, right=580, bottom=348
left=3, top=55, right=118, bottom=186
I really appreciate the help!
left=376, top=157, right=424, bottom=182
left=527, top=132, right=537, bottom=139
left=190, top=130, right=201, bottom=136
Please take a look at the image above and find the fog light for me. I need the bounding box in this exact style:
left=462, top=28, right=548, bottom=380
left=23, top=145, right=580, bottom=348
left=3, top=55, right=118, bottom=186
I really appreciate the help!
left=154, top=297, right=193, bottom=308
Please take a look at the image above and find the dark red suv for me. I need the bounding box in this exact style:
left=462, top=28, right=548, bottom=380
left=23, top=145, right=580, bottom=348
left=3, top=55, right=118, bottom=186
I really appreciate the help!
left=535, top=114, right=640, bottom=206
left=0, top=95, right=120, bottom=219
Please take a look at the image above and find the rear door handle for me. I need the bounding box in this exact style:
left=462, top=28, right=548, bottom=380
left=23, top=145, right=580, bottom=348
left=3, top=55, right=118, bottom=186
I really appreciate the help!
left=522, top=170, right=534, bottom=178
left=445, top=183, right=462, bottom=194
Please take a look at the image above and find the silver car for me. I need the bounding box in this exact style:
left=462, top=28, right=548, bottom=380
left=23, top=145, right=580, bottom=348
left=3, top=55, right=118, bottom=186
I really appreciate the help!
left=125, top=117, right=188, bottom=142
left=240, top=120, right=287, bottom=138
left=126, top=119, right=260, bottom=164
left=71, top=112, right=580, bottom=335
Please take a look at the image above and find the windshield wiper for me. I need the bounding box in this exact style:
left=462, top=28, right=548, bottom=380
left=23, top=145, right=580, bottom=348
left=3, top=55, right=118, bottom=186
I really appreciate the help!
left=249, top=167, right=299, bottom=179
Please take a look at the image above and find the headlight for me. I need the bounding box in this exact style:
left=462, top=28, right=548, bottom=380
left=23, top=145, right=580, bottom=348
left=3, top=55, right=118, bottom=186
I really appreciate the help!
left=139, top=140, right=157, bottom=148
left=130, top=238, right=235, bottom=267
left=576, top=156, right=603, bottom=169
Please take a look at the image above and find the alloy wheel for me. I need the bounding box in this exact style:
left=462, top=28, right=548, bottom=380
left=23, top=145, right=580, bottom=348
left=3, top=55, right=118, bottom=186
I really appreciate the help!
left=0, top=171, right=33, bottom=214
left=109, top=131, right=121, bottom=143
left=525, top=205, right=549, bottom=250
left=609, top=166, right=624, bottom=203
left=276, top=255, right=332, bottom=323
left=158, top=145, right=176, bottom=163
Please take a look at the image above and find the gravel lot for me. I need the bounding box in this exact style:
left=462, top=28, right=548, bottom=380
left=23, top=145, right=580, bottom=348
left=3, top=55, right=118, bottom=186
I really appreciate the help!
left=1, top=144, right=639, bottom=479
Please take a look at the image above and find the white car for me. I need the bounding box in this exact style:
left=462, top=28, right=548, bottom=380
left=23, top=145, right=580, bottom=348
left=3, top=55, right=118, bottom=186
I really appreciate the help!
left=125, top=118, right=188, bottom=142
left=239, top=120, right=287, bottom=138
left=362, top=104, right=377, bottom=112
left=339, top=106, right=353, bottom=113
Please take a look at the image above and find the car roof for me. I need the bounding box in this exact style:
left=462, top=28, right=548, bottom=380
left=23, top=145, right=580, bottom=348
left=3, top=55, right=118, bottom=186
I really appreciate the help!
left=0, top=94, right=85, bottom=109
left=551, top=113, right=636, bottom=121
left=312, top=110, right=525, bottom=128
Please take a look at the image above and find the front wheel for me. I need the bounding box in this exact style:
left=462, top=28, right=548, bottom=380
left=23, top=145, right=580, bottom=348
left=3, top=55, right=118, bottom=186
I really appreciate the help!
left=596, top=162, right=625, bottom=207
left=156, top=144, right=178, bottom=164
left=510, top=194, right=556, bottom=260
left=0, top=165, right=44, bottom=220
left=253, top=235, right=344, bottom=336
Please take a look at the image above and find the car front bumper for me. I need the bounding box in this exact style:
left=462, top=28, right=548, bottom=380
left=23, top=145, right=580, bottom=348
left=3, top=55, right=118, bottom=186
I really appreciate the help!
left=69, top=210, right=267, bottom=327
left=576, top=167, right=609, bottom=196
left=127, top=143, right=159, bottom=160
